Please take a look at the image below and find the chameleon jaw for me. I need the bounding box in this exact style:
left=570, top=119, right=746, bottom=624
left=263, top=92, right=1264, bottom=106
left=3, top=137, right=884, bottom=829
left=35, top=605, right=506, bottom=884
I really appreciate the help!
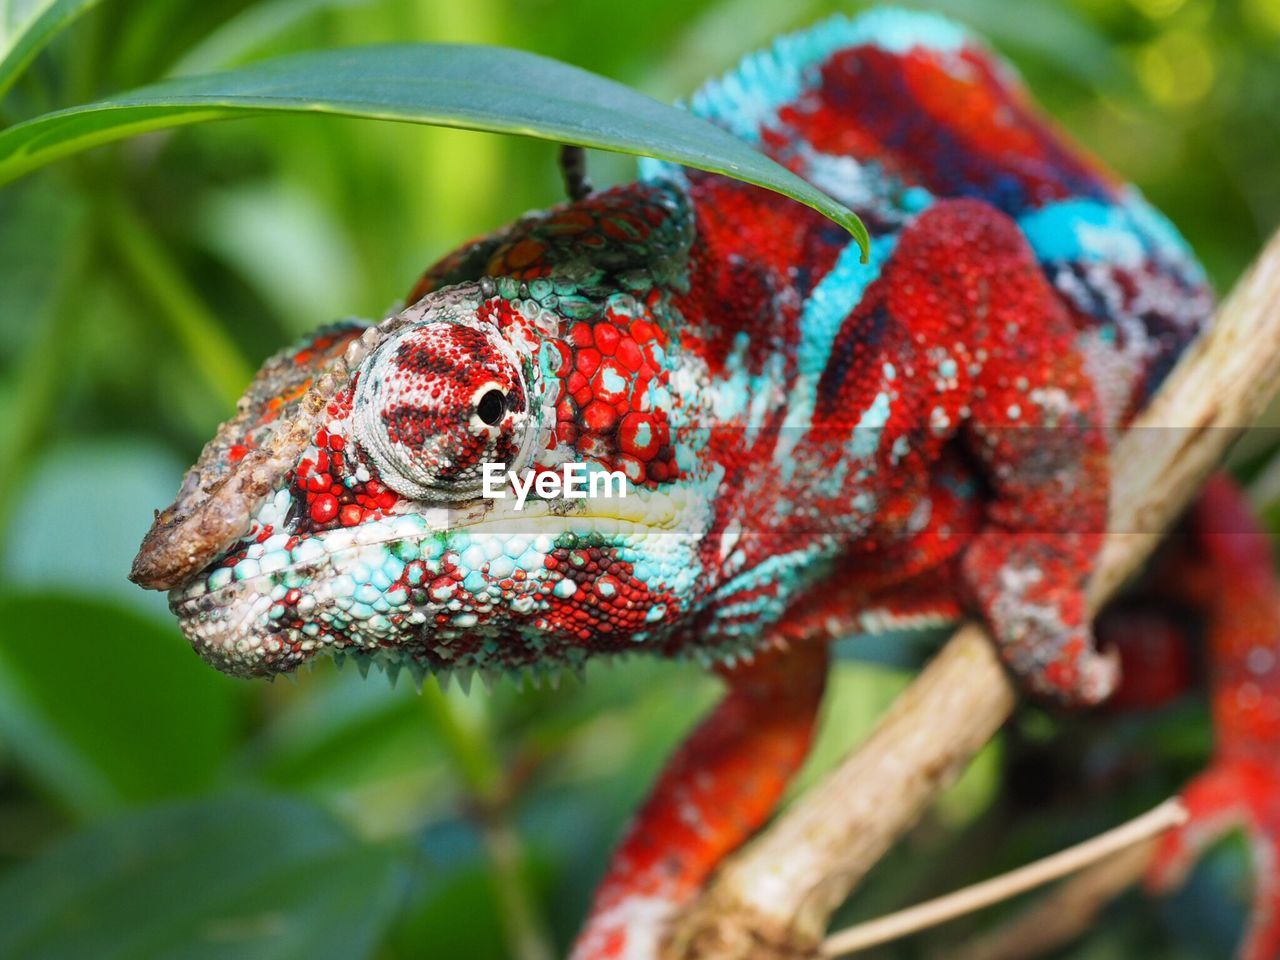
left=165, top=488, right=705, bottom=681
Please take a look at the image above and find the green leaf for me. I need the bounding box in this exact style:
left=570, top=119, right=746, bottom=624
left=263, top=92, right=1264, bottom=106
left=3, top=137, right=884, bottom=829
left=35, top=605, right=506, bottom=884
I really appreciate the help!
left=0, top=0, right=104, bottom=100
left=0, top=793, right=404, bottom=960
left=0, top=593, right=239, bottom=812
left=0, top=43, right=869, bottom=254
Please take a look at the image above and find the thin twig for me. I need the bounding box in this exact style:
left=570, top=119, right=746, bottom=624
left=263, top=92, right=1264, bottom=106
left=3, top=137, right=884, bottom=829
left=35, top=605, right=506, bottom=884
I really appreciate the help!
left=822, top=799, right=1187, bottom=957
left=946, top=840, right=1162, bottom=960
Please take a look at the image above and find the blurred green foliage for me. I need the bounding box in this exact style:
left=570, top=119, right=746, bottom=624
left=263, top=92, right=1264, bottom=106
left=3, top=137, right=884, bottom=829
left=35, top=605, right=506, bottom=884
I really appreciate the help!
left=0, top=1, right=1276, bottom=957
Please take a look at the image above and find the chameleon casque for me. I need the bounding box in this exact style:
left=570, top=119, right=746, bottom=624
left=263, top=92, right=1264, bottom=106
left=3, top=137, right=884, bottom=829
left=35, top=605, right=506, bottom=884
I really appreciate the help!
left=131, top=9, right=1280, bottom=959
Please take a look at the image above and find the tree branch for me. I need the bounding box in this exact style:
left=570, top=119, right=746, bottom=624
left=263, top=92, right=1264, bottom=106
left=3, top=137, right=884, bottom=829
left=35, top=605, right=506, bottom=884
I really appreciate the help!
left=663, top=226, right=1280, bottom=959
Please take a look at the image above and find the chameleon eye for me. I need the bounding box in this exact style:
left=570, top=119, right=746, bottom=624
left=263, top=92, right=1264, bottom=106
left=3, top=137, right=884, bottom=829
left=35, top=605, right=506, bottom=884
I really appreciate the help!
left=351, top=319, right=532, bottom=501
left=476, top=388, right=506, bottom=426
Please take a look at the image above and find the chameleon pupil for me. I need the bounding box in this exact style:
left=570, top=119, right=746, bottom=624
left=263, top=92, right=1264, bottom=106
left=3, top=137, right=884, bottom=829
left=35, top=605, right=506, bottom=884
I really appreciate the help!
left=477, top=389, right=505, bottom=426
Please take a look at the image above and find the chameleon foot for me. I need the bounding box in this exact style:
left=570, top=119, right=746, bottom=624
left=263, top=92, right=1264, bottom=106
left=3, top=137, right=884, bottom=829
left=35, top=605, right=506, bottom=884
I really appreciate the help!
left=1148, top=759, right=1280, bottom=960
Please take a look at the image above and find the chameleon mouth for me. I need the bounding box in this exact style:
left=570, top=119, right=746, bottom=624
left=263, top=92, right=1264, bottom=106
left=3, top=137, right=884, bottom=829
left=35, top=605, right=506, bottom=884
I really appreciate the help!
left=166, top=490, right=705, bottom=679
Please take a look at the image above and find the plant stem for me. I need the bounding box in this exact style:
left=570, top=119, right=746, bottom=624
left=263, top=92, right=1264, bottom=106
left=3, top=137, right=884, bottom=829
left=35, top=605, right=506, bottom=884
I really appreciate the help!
left=421, top=683, right=554, bottom=960
left=100, top=195, right=252, bottom=407
left=0, top=226, right=89, bottom=541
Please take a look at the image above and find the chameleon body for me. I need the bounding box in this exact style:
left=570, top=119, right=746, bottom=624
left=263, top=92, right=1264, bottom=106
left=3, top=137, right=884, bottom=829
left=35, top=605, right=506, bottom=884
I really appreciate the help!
left=132, top=10, right=1280, bottom=958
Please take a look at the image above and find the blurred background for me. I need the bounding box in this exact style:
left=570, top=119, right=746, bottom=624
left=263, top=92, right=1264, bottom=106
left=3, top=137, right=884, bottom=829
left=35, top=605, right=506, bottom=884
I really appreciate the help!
left=1, top=0, right=1278, bottom=957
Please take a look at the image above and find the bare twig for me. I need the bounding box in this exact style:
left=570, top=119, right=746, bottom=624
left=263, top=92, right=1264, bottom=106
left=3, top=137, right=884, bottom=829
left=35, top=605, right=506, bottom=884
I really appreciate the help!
left=946, top=840, right=1162, bottom=960
left=664, top=228, right=1280, bottom=960
left=822, top=799, right=1186, bottom=957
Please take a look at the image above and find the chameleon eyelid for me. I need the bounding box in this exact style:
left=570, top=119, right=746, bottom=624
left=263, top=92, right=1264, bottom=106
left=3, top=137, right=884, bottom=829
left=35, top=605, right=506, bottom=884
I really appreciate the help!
left=351, top=317, right=534, bottom=502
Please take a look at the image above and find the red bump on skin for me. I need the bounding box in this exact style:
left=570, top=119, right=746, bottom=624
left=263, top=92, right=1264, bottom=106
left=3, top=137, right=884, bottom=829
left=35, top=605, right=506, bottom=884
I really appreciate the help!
left=594, top=323, right=621, bottom=355
left=616, top=338, right=644, bottom=372
left=310, top=493, right=338, bottom=524
left=576, top=348, right=602, bottom=377
left=582, top=400, right=619, bottom=434
left=593, top=360, right=629, bottom=403
left=630, top=319, right=656, bottom=341
left=618, top=412, right=660, bottom=460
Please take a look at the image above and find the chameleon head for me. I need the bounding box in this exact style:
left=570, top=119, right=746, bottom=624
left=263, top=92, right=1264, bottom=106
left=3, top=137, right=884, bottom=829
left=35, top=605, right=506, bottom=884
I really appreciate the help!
left=131, top=280, right=696, bottom=684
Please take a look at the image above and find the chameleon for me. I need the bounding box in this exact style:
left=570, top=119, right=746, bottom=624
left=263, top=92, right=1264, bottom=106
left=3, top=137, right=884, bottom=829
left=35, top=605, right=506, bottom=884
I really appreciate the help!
left=130, top=9, right=1280, bottom=959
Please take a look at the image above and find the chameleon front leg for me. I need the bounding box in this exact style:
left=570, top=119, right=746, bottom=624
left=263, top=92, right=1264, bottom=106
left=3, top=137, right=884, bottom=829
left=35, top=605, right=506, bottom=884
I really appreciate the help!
left=893, top=199, right=1117, bottom=705
left=569, top=641, right=828, bottom=960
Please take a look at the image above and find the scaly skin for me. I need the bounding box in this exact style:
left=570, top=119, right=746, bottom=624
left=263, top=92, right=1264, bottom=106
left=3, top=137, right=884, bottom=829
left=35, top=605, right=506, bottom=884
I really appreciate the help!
left=131, top=9, right=1275, bottom=958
